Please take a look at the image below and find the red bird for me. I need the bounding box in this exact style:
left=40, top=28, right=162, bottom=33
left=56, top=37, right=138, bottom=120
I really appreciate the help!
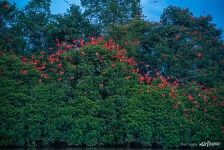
left=188, top=95, right=193, bottom=101
left=139, top=76, right=145, bottom=83
left=126, top=76, right=131, bottom=80
left=173, top=80, right=178, bottom=87
left=111, top=64, right=115, bottom=68
left=197, top=52, right=203, bottom=58
left=2, top=3, right=9, bottom=9
left=20, top=70, right=28, bottom=75
left=57, top=63, right=63, bottom=68
left=80, top=39, right=84, bottom=47
left=175, top=34, right=180, bottom=40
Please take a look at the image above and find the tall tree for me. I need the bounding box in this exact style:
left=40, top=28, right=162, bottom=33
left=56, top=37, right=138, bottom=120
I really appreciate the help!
left=20, top=0, right=51, bottom=52
left=47, top=4, right=100, bottom=46
left=0, top=0, right=25, bottom=52
left=109, top=6, right=224, bottom=86
left=156, top=6, right=223, bottom=86
left=80, top=0, right=142, bottom=33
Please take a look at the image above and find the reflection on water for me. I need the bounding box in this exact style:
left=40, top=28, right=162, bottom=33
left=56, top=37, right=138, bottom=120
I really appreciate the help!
left=0, top=148, right=162, bottom=150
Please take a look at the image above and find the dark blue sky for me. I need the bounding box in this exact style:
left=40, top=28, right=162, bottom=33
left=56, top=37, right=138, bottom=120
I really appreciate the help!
left=10, top=0, right=224, bottom=32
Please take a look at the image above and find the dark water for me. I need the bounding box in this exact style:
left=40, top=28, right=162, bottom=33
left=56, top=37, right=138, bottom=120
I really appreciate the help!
left=0, top=148, right=162, bottom=150
left=0, top=148, right=160, bottom=150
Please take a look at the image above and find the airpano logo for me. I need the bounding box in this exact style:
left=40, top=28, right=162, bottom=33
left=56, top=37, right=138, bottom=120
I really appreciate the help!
left=199, top=141, right=221, bottom=147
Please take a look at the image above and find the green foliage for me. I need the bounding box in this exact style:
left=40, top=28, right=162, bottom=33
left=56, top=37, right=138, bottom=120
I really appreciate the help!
left=0, top=0, right=25, bottom=52
left=109, top=7, right=224, bottom=87
left=80, top=0, right=142, bottom=32
left=0, top=0, right=100, bottom=53
left=20, top=0, right=51, bottom=52
left=0, top=40, right=223, bottom=148
left=0, top=1, right=223, bottom=148
left=47, top=4, right=100, bottom=46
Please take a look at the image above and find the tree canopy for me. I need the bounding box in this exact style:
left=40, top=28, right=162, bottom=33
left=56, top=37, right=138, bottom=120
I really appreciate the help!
left=0, top=0, right=223, bottom=149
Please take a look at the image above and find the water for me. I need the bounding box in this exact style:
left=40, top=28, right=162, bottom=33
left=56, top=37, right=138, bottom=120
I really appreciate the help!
left=0, top=148, right=160, bottom=150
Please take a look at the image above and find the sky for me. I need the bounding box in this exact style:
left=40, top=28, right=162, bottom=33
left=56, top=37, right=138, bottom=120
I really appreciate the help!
left=9, top=0, right=224, bottom=31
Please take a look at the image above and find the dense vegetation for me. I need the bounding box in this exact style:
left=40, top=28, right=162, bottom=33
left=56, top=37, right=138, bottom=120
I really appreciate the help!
left=0, top=0, right=223, bottom=148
